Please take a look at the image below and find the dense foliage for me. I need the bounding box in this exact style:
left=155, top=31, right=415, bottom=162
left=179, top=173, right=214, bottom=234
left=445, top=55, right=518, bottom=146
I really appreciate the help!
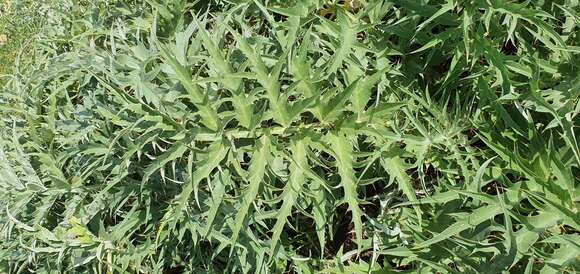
left=0, top=0, right=46, bottom=76
left=1, top=0, right=579, bottom=273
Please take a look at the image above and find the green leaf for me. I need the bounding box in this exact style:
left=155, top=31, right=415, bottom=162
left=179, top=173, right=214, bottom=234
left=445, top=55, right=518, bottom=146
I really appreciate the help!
left=230, top=135, right=270, bottom=251
left=381, top=155, right=422, bottom=222
left=414, top=205, right=501, bottom=249
left=351, top=68, right=388, bottom=121
left=156, top=42, right=220, bottom=131
left=269, top=139, right=307, bottom=257
left=327, top=132, right=364, bottom=251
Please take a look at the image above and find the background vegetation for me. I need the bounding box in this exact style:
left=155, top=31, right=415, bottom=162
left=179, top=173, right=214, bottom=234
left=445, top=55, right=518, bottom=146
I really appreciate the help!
left=0, top=0, right=45, bottom=77
left=1, top=0, right=578, bottom=273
